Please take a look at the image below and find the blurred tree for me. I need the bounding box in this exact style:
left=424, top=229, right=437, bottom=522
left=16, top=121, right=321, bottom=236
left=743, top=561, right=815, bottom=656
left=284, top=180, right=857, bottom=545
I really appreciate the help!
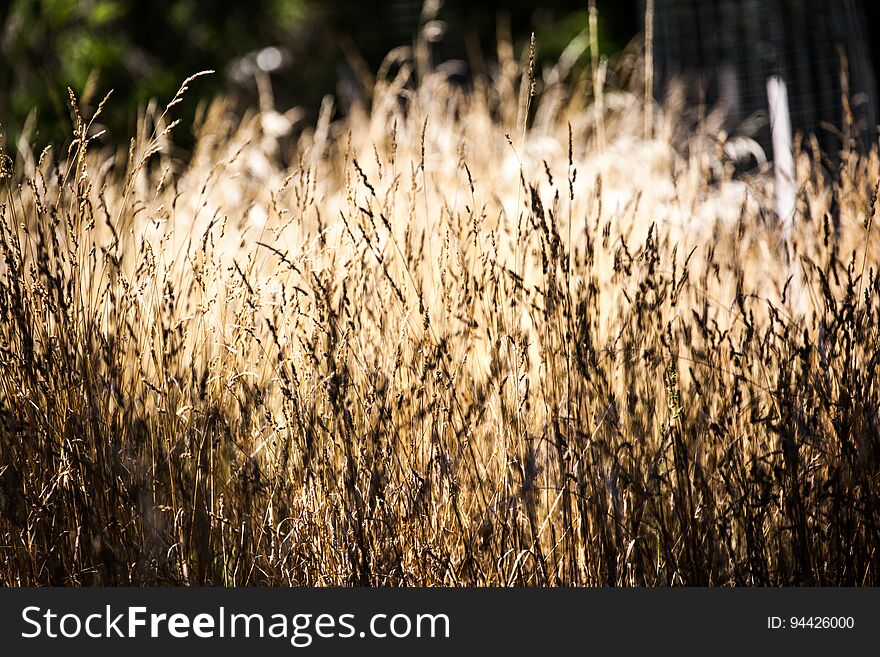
left=0, top=0, right=642, bottom=152
left=0, top=0, right=309, bottom=149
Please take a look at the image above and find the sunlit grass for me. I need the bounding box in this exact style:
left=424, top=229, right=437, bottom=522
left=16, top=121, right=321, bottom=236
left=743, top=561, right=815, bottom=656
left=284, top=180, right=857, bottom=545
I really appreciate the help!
left=1, top=29, right=878, bottom=585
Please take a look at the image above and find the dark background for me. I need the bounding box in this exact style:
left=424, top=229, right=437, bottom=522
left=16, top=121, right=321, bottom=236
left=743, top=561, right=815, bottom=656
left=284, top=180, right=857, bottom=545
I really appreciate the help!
left=0, top=0, right=633, bottom=151
left=0, top=1, right=877, bottom=152
left=1, top=587, right=877, bottom=656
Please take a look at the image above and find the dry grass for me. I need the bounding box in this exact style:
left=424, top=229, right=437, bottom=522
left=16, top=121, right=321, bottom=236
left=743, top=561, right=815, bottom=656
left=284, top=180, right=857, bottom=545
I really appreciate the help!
left=1, top=30, right=879, bottom=586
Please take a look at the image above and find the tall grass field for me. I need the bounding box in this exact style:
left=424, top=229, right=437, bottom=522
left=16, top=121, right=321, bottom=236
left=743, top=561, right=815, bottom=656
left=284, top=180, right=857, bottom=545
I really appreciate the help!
left=1, top=29, right=879, bottom=585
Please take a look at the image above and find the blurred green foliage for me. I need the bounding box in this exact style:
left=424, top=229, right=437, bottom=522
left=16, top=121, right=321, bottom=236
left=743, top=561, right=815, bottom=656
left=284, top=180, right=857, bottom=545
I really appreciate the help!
left=0, top=0, right=309, bottom=149
left=0, top=0, right=638, bottom=152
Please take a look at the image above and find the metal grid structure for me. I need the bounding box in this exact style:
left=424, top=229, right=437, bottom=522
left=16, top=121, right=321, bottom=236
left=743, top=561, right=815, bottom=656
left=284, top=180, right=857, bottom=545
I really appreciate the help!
left=648, top=0, right=878, bottom=159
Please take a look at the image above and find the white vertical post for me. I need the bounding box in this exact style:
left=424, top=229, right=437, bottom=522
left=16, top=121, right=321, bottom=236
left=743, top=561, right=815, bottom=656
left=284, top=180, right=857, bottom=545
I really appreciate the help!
left=767, top=74, right=805, bottom=314
left=767, top=75, right=796, bottom=231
